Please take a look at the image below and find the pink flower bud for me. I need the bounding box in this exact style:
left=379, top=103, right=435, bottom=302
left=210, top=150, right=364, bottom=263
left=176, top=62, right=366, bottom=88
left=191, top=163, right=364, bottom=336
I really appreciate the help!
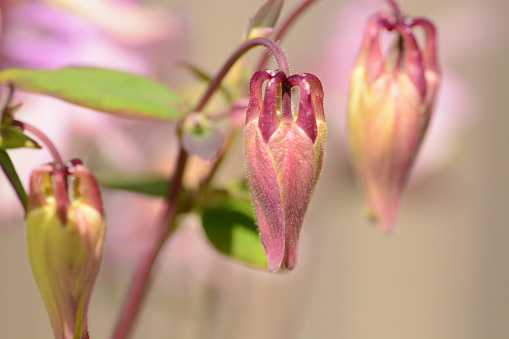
left=245, top=69, right=326, bottom=272
left=348, top=11, right=440, bottom=230
left=26, top=160, right=105, bottom=339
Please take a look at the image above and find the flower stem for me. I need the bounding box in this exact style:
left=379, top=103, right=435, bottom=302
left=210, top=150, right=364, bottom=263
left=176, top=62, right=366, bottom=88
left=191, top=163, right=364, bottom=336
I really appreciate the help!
left=112, top=37, right=291, bottom=339
left=11, top=120, right=68, bottom=221
left=256, top=0, right=318, bottom=70
left=12, top=120, right=65, bottom=169
left=195, top=37, right=289, bottom=112
left=0, top=85, right=64, bottom=214
left=112, top=147, right=188, bottom=339
left=385, top=0, right=404, bottom=22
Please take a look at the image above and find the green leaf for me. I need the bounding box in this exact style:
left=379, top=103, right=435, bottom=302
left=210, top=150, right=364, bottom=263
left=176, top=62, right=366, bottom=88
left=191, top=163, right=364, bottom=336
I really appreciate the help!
left=96, top=172, right=169, bottom=196
left=200, top=196, right=267, bottom=268
left=0, top=126, right=40, bottom=150
left=0, top=67, right=182, bottom=120
left=0, top=149, right=27, bottom=211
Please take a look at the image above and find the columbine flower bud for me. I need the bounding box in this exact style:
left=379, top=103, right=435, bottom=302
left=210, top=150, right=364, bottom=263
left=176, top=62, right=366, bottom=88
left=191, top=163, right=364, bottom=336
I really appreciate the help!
left=26, top=159, right=105, bottom=339
left=245, top=69, right=326, bottom=272
left=347, top=11, right=440, bottom=229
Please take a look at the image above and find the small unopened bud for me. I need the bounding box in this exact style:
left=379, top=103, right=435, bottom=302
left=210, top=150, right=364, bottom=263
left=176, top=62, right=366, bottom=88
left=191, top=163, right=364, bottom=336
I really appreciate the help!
left=26, top=160, right=105, bottom=339
left=245, top=69, right=326, bottom=272
left=348, top=10, right=440, bottom=229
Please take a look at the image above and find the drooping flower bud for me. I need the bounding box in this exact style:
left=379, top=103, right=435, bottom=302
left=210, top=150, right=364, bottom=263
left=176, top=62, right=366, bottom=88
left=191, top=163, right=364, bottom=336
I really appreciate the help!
left=245, top=69, right=326, bottom=272
left=347, top=10, right=440, bottom=230
left=26, top=159, right=105, bottom=339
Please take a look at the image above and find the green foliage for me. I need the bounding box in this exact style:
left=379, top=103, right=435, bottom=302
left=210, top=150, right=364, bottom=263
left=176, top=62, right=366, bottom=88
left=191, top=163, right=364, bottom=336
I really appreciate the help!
left=200, top=195, right=267, bottom=268
left=98, top=170, right=267, bottom=267
left=0, top=126, right=40, bottom=150
left=0, top=149, right=27, bottom=209
left=0, top=67, right=182, bottom=120
left=96, top=172, right=170, bottom=197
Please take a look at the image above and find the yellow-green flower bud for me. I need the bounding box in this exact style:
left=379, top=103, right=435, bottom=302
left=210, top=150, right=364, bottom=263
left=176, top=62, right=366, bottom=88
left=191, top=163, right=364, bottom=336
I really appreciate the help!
left=26, top=160, right=105, bottom=339
left=348, top=11, right=440, bottom=230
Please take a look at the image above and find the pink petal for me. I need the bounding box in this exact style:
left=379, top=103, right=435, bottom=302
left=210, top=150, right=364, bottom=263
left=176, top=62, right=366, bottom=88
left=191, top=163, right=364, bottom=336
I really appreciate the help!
left=268, top=123, right=317, bottom=269
left=245, top=122, right=285, bottom=272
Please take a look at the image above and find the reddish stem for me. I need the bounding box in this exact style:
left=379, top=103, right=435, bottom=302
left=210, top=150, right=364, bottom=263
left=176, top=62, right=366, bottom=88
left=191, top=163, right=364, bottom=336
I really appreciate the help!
left=195, top=37, right=289, bottom=112
left=112, top=148, right=188, bottom=339
left=385, top=0, right=404, bottom=23
left=256, top=0, right=318, bottom=70
left=12, top=120, right=65, bottom=169
left=194, top=36, right=291, bottom=133
left=11, top=120, right=69, bottom=222
left=112, top=37, right=291, bottom=339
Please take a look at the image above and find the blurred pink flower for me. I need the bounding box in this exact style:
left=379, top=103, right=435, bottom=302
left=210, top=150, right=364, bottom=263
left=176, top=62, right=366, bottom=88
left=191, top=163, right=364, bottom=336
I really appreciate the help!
left=3, top=0, right=186, bottom=71
left=311, top=0, right=485, bottom=184
left=0, top=0, right=187, bottom=232
left=346, top=10, right=440, bottom=229
left=41, top=0, right=183, bottom=45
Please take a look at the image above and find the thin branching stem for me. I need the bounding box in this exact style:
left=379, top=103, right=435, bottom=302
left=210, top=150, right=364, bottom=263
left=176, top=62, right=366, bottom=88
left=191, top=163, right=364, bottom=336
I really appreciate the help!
left=113, top=37, right=291, bottom=339
left=256, top=0, right=319, bottom=70
left=385, top=0, right=404, bottom=22
left=12, top=120, right=65, bottom=169
left=195, top=37, right=290, bottom=112
left=112, top=147, right=188, bottom=339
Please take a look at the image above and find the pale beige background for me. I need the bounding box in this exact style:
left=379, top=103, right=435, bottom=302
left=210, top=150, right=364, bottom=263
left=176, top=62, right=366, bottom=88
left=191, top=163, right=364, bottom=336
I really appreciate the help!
left=1, top=0, right=509, bottom=338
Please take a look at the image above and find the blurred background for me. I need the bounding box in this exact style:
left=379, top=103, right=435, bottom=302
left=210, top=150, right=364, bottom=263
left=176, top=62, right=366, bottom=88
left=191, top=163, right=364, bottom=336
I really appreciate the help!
left=1, top=0, right=509, bottom=338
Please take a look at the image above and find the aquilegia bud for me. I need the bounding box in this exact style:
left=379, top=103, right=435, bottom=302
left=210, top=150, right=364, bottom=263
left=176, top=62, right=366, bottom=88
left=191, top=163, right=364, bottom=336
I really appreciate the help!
left=245, top=69, right=326, bottom=272
left=26, top=160, right=105, bottom=339
left=347, top=11, right=440, bottom=229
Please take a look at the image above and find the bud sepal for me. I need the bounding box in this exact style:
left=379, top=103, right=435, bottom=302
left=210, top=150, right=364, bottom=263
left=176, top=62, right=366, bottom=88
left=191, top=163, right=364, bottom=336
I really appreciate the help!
left=26, top=160, right=105, bottom=339
left=245, top=69, right=326, bottom=272
left=348, top=9, right=440, bottom=230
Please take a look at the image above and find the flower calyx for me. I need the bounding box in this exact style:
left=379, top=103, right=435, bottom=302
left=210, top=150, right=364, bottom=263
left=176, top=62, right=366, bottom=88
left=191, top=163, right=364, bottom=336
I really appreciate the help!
left=348, top=5, right=440, bottom=230
left=245, top=69, right=326, bottom=272
left=26, top=159, right=105, bottom=339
